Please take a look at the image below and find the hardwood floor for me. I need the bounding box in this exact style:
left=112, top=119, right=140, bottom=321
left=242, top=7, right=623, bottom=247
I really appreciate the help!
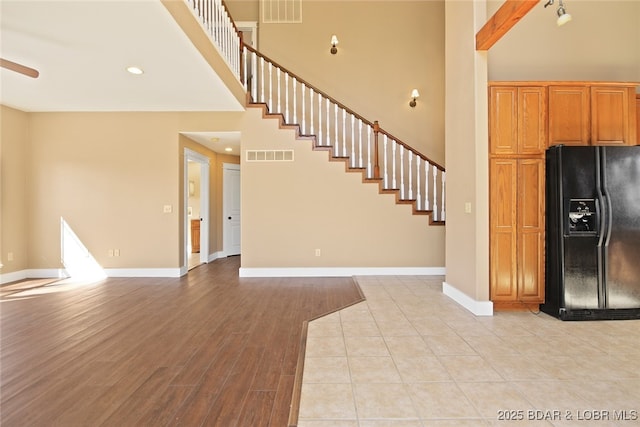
left=0, top=257, right=364, bottom=427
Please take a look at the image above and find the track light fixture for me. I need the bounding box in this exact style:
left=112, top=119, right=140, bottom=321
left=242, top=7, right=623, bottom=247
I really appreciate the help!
left=409, top=89, right=420, bottom=108
left=330, top=35, right=339, bottom=54
left=544, top=0, right=572, bottom=26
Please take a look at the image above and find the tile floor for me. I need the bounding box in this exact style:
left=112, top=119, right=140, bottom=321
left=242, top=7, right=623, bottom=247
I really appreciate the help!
left=297, top=275, right=640, bottom=427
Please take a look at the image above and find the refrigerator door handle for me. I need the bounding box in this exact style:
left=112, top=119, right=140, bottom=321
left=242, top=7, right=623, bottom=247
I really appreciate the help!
left=595, top=147, right=608, bottom=310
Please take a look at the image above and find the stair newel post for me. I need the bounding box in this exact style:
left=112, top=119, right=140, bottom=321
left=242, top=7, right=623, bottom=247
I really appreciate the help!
left=373, top=121, right=380, bottom=179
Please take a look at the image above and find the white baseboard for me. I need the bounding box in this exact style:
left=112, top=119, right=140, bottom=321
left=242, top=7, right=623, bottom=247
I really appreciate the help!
left=104, top=268, right=182, bottom=278
left=239, top=266, right=446, bottom=278
left=442, top=281, right=493, bottom=316
left=1, top=268, right=183, bottom=283
left=1, top=269, right=69, bottom=285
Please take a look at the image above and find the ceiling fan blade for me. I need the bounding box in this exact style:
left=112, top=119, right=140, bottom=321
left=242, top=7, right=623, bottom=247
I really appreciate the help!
left=0, top=58, right=39, bottom=78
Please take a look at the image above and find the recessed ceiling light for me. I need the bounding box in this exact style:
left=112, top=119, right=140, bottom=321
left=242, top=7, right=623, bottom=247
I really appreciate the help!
left=225, top=147, right=233, bottom=152
left=126, top=66, right=144, bottom=75
left=210, top=137, right=220, bottom=142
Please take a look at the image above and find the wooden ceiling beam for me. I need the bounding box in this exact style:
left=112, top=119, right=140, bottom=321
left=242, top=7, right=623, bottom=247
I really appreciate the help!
left=476, top=0, right=540, bottom=51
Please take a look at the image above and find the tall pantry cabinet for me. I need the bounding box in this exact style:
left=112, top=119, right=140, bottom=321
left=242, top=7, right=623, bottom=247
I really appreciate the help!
left=489, top=85, right=546, bottom=310
left=489, top=81, right=639, bottom=310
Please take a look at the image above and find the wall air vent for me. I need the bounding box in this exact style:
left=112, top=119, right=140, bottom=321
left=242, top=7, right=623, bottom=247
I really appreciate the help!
left=261, top=0, right=302, bottom=23
left=246, top=150, right=294, bottom=162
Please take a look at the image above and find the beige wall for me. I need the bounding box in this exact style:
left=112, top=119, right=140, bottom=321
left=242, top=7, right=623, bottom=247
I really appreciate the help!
left=241, top=107, right=445, bottom=269
left=487, top=1, right=640, bottom=85
left=444, top=1, right=489, bottom=302
left=14, top=111, right=241, bottom=273
left=227, top=0, right=446, bottom=166
left=1, top=106, right=29, bottom=274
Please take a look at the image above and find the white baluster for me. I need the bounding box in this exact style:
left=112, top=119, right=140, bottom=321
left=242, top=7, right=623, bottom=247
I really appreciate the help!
left=350, top=115, right=355, bottom=167
left=301, top=83, right=306, bottom=134
left=318, top=95, right=322, bottom=144
left=276, top=67, right=281, bottom=113
left=293, top=77, right=297, bottom=125
left=326, top=99, right=330, bottom=146
left=268, top=62, right=273, bottom=110
left=424, top=163, right=430, bottom=211
left=242, top=47, right=247, bottom=91
left=383, top=135, right=389, bottom=188
left=285, top=72, right=289, bottom=122
left=310, top=90, right=314, bottom=134
left=342, top=110, right=346, bottom=157
left=400, top=147, right=405, bottom=199
left=408, top=151, right=413, bottom=200
left=251, top=52, right=257, bottom=102
left=367, top=125, right=372, bottom=178
left=358, top=119, right=363, bottom=168
left=392, top=141, right=397, bottom=189
left=334, top=103, right=339, bottom=156
left=441, top=170, right=446, bottom=221
left=416, top=156, right=421, bottom=210
left=260, top=56, right=265, bottom=103
left=433, top=166, right=438, bottom=220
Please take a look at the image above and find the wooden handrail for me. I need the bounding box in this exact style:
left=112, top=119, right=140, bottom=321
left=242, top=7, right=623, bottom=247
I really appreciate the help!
left=243, top=44, right=445, bottom=172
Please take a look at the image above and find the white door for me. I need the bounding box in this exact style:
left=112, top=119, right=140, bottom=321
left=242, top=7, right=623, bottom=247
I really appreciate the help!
left=223, top=164, right=241, bottom=256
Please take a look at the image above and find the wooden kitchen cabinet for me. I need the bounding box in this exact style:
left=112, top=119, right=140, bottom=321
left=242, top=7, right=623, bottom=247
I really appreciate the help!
left=489, top=158, right=544, bottom=306
left=549, top=84, right=637, bottom=147
left=489, top=86, right=546, bottom=155
left=591, top=85, right=636, bottom=146
left=548, top=86, right=590, bottom=146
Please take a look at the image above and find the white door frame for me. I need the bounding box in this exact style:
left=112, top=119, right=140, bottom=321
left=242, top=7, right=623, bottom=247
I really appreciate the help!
left=184, top=148, right=210, bottom=273
left=223, top=163, right=241, bottom=256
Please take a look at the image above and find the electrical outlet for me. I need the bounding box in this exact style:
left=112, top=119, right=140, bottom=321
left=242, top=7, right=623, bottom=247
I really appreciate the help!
left=108, top=249, right=114, bottom=257
left=464, top=202, right=472, bottom=214
left=163, top=205, right=173, bottom=213
left=315, top=249, right=321, bottom=257
left=7, top=252, right=14, bottom=261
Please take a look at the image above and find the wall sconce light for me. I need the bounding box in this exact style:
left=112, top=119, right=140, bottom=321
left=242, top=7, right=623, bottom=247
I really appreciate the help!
left=409, top=89, right=420, bottom=108
left=544, top=0, right=572, bottom=26
left=330, top=35, right=339, bottom=54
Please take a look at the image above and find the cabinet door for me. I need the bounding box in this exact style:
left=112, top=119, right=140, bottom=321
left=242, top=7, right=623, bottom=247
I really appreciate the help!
left=490, top=159, right=518, bottom=301
left=518, top=87, right=547, bottom=154
left=591, top=86, right=636, bottom=146
left=549, top=86, right=590, bottom=146
left=517, top=159, right=545, bottom=302
left=489, top=87, right=518, bottom=155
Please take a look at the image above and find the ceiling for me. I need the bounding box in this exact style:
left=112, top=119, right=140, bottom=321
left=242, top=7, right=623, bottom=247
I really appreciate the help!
left=0, top=0, right=243, bottom=154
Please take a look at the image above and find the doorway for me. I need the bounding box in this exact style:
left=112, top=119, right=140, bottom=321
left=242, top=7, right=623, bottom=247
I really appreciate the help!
left=184, top=149, right=210, bottom=272
left=223, top=163, right=241, bottom=256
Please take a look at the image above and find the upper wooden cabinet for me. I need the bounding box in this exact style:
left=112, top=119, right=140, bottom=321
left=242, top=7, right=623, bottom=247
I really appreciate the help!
left=490, top=86, right=546, bottom=155
left=548, top=84, right=637, bottom=147
left=548, top=86, right=590, bottom=146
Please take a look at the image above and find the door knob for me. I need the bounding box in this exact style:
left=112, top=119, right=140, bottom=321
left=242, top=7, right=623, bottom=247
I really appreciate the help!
left=228, top=217, right=232, bottom=220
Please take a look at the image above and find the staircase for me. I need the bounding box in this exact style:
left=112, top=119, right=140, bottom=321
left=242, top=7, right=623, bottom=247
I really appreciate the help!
left=185, top=0, right=445, bottom=225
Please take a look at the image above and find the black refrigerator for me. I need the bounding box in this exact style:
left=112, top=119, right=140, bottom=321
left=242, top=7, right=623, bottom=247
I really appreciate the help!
left=542, top=145, right=640, bottom=320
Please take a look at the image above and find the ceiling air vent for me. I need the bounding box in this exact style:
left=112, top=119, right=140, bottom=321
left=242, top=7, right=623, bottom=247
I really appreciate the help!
left=246, top=149, right=294, bottom=162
